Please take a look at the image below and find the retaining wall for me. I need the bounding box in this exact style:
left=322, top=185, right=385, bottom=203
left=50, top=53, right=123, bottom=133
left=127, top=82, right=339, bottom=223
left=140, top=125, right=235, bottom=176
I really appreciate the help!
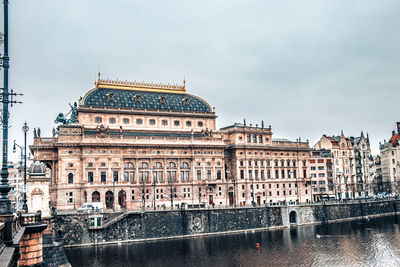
left=54, top=199, right=400, bottom=247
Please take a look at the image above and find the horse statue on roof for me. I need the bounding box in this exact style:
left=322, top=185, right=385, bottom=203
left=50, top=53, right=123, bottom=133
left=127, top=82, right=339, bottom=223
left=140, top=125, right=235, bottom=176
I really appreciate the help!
left=54, top=102, right=79, bottom=125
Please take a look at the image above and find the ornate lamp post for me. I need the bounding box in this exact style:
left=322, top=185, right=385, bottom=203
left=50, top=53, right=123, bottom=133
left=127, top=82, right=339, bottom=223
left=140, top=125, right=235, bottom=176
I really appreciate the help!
left=22, top=123, right=28, bottom=212
left=0, top=0, right=11, bottom=215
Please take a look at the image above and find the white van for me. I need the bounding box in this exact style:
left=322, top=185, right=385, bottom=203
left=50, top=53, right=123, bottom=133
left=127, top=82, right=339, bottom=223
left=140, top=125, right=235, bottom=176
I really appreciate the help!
left=77, top=202, right=103, bottom=212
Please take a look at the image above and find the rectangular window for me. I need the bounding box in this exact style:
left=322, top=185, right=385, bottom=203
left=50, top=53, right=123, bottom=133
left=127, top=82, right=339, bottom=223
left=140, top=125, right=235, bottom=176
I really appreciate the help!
left=101, top=171, right=106, bottom=183
left=198, top=121, right=203, bottom=127
left=247, top=134, right=251, bottom=143
left=267, top=170, right=271, bottom=179
left=130, top=172, right=134, bottom=182
left=248, top=170, right=252, bottom=179
left=186, top=121, right=192, bottom=126
left=158, top=171, right=163, bottom=182
left=162, top=120, right=168, bottom=126
left=259, top=135, right=263, bottom=143
left=113, top=171, right=119, bottom=182
left=95, top=117, right=102, bottom=123
left=149, top=119, right=156, bottom=125
left=123, top=118, right=129, bottom=124
left=174, top=120, right=180, bottom=126
left=88, top=162, right=93, bottom=167
left=261, top=170, right=265, bottom=179
left=281, top=170, right=285, bottom=179
left=318, top=166, right=324, bottom=170
left=216, top=170, right=222, bottom=180
left=287, top=170, right=291, bottom=178
left=136, top=119, right=143, bottom=124
left=88, top=172, right=93, bottom=183
left=109, top=118, right=116, bottom=124
left=253, top=135, right=257, bottom=143
left=197, top=170, right=201, bottom=180
left=311, top=166, right=316, bottom=171
left=207, top=170, right=212, bottom=180
left=255, top=170, right=259, bottom=179
left=275, top=170, right=279, bottom=179
left=124, top=172, right=129, bottom=182
left=240, top=170, right=244, bottom=179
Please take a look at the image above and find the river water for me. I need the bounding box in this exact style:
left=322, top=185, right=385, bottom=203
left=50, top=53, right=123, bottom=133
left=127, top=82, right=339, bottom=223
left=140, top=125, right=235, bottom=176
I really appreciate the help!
left=65, top=215, right=400, bottom=267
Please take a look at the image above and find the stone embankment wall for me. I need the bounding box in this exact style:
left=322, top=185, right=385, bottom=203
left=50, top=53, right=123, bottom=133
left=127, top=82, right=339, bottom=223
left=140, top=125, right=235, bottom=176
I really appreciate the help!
left=55, top=200, right=400, bottom=247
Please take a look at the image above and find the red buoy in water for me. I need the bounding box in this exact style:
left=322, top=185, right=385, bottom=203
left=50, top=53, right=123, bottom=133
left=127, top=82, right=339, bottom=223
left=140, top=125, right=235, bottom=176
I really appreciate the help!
left=256, top=243, right=260, bottom=250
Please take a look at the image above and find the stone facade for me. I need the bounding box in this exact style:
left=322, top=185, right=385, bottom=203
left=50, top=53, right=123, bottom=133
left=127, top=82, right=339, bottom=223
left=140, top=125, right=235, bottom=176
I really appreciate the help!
left=30, top=78, right=316, bottom=211
left=309, top=149, right=335, bottom=201
left=221, top=123, right=312, bottom=205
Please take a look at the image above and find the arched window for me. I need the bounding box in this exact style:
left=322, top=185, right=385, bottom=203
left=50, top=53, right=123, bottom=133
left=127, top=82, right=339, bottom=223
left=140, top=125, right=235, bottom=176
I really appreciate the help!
left=124, top=162, right=134, bottom=169
left=68, top=173, right=73, bottom=184
left=180, top=162, right=189, bottom=169
left=92, top=191, right=100, bottom=202
left=292, top=160, right=296, bottom=167
left=275, top=160, right=278, bottom=167
left=153, top=162, right=162, bottom=169
left=280, top=160, right=285, bottom=167
left=167, top=162, right=176, bottom=168
left=287, top=160, right=290, bottom=167
left=139, top=162, right=148, bottom=169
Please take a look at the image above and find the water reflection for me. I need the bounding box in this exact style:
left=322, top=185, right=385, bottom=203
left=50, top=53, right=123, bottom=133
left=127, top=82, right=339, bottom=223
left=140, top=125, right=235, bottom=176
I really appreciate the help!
left=66, top=215, right=400, bottom=267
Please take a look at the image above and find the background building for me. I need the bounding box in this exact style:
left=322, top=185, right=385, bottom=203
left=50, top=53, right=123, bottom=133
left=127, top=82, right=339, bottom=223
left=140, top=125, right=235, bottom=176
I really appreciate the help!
left=379, top=122, right=400, bottom=194
left=313, top=131, right=372, bottom=199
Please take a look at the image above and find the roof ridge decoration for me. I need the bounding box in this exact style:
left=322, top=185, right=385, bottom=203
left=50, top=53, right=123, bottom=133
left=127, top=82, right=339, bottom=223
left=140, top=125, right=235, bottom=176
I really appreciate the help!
left=95, top=78, right=186, bottom=93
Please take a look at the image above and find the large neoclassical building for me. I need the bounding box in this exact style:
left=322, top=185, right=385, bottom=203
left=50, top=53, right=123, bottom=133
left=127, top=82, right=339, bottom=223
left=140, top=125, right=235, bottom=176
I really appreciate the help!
left=31, top=77, right=312, bottom=210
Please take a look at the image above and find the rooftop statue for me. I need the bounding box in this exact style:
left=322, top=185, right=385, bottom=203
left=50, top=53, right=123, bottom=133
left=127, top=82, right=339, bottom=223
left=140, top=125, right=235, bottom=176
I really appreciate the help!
left=55, top=102, right=79, bottom=125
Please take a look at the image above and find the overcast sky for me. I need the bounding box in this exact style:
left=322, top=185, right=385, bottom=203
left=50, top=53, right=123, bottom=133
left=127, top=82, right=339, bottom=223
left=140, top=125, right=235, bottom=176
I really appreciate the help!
left=3, top=0, right=400, bottom=160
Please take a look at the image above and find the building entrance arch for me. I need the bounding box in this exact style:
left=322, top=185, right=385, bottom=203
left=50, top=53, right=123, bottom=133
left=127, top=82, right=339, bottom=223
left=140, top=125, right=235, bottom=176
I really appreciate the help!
left=118, top=190, right=126, bottom=208
left=105, top=191, right=114, bottom=209
left=289, top=211, right=297, bottom=224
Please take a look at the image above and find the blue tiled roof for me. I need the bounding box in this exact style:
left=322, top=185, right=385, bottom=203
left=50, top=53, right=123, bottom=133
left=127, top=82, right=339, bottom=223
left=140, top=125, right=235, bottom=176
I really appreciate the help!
left=82, top=87, right=212, bottom=113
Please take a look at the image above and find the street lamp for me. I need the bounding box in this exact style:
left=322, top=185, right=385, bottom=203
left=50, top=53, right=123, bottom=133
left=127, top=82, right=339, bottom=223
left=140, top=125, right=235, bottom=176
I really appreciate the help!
left=13, top=123, right=29, bottom=213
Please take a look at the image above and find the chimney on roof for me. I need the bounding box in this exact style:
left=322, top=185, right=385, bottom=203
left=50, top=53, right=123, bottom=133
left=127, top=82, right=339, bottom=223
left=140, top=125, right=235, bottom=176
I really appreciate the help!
left=261, top=120, right=264, bottom=129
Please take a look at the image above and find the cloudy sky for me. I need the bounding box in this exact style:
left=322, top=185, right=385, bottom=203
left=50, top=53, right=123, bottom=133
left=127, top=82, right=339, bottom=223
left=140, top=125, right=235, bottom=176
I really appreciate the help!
left=3, top=0, right=400, bottom=160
